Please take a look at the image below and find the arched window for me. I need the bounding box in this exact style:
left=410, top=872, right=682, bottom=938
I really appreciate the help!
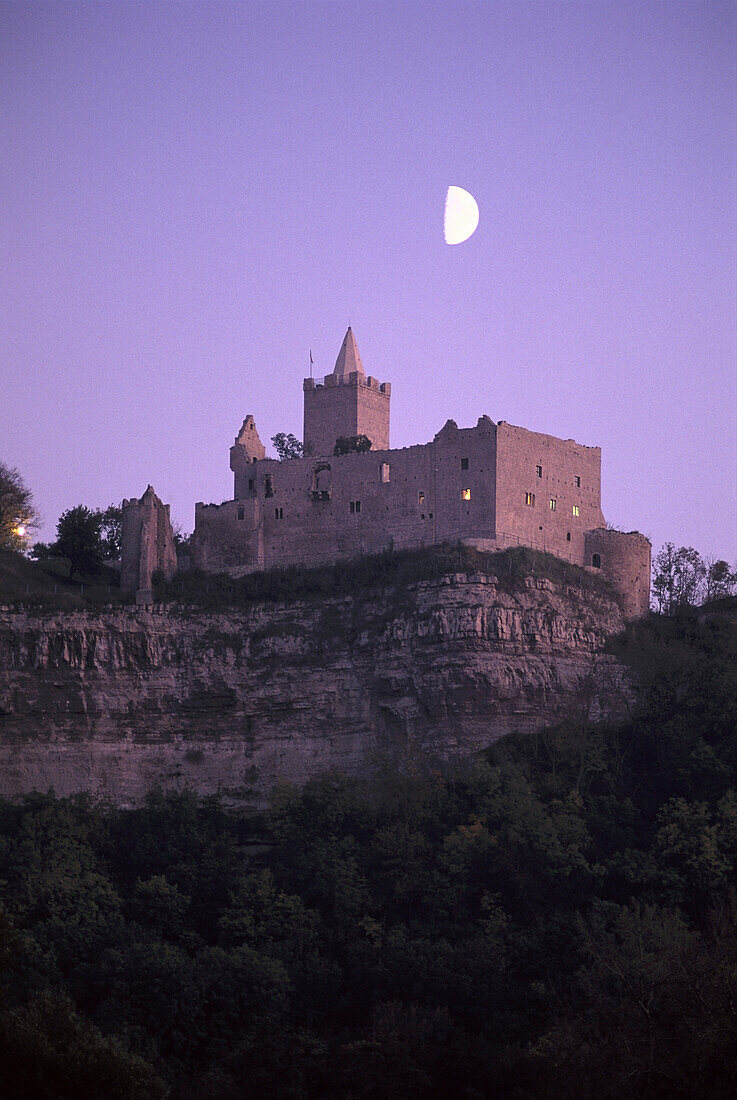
left=592, top=553, right=601, bottom=569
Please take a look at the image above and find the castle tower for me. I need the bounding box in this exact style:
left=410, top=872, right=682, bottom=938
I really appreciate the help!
left=302, top=327, right=391, bottom=457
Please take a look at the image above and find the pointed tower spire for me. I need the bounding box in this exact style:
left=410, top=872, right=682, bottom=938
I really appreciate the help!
left=332, top=326, right=365, bottom=378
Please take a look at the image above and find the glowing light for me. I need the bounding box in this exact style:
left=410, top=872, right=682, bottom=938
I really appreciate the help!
left=461, top=488, right=471, bottom=500
left=14, top=525, right=26, bottom=537
left=444, top=186, right=479, bottom=245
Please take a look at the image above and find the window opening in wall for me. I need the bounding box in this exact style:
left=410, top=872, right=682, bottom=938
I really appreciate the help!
left=575, top=475, right=581, bottom=487
left=274, top=507, right=283, bottom=520
left=461, top=488, right=471, bottom=500
left=418, top=491, right=425, bottom=505
left=525, top=492, right=535, bottom=506
left=429, top=512, right=433, bottom=519
left=380, top=462, right=390, bottom=483
left=592, top=553, right=601, bottom=568
left=549, top=498, right=556, bottom=511
left=572, top=505, right=580, bottom=516
left=248, top=478, right=255, bottom=491
left=349, top=500, right=361, bottom=514
left=237, top=507, right=245, bottom=521
left=566, top=531, right=571, bottom=542
left=536, top=465, right=543, bottom=478
left=264, top=476, right=274, bottom=498
left=421, top=514, right=425, bottom=519
left=461, top=457, right=469, bottom=470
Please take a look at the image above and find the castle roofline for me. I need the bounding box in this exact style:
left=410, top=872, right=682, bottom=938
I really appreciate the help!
left=332, top=326, right=365, bottom=378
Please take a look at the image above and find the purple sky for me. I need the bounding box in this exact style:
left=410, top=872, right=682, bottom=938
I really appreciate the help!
left=2, top=0, right=736, bottom=563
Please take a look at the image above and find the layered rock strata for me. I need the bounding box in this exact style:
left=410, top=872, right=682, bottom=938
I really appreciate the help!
left=0, top=574, right=630, bottom=807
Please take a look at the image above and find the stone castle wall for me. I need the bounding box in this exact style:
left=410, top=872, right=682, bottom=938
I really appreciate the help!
left=194, top=417, right=498, bottom=576
left=494, top=421, right=605, bottom=563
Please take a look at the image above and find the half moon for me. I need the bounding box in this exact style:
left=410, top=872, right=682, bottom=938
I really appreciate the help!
left=444, top=185, right=479, bottom=245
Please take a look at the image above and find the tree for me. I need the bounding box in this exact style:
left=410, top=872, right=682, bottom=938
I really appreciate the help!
left=652, top=543, right=706, bottom=614
left=271, top=433, right=304, bottom=461
left=100, top=504, right=122, bottom=560
left=0, top=462, right=39, bottom=552
left=333, top=434, right=372, bottom=456
left=703, top=557, right=737, bottom=603
left=52, top=505, right=105, bottom=579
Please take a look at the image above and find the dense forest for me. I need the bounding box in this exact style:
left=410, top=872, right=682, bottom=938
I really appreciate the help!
left=0, top=601, right=736, bottom=1098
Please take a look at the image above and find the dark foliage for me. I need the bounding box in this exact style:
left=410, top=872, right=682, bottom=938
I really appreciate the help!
left=333, top=434, right=372, bottom=455
left=1, top=607, right=736, bottom=1096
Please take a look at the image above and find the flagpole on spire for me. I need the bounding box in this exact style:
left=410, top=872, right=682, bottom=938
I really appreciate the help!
left=309, top=349, right=313, bottom=379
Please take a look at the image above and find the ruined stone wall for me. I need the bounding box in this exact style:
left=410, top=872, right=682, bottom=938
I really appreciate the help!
left=194, top=420, right=497, bottom=575
left=121, top=487, right=177, bottom=602
left=303, top=373, right=391, bottom=457
left=495, top=422, right=605, bottom=563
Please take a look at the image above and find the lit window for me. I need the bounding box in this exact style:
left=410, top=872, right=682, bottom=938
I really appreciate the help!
left=572, top=505, right=579, bottom=516
left=380, top=462, right=390, bottom=483
left=461, top=488, right=471, bottom=500
left=575, top=475, right=581, bottom=488
left=461, top=457, right=469, bottom=470
left=549, top=498, right=556, bottom=511
left=536, top=465, right=543, bottom=478
left=525, top=492, right=535, bottom=506
left=418, top=491, right=425, bottom=505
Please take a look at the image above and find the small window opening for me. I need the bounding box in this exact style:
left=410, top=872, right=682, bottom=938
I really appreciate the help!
left=572, top=505, right=580, bottom=516
left=461, top=488, right=471, bottom=501
left=380, top=462, right=390, bottom=483
left=349, top=500, right=361, bottom=514
left=274, top=507, right=283, bottom=520
left=264, top=475, right=274, bottom=498
left=592, top=553, right=601, bottom=569
left=575, top=475, right=581, bottom=487
left=566, top=531, right=571, bottom=542
left=248, top=478, right=255, bottom=491
left=418, top=491, right=425, bottom=505
left=549, top=498, right=556, bottom=511
left=525, top=492, right=535, bottom=506
left=460, top=457, right=469, bottom=470
left=237, top=507, right=245, bottom=521
left=536, top=465, right=543, bottom=478
left=420, top=514, right=425, bottom=520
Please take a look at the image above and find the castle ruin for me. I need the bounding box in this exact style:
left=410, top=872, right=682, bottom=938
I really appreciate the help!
left=185, top=328, right=650, bottom=618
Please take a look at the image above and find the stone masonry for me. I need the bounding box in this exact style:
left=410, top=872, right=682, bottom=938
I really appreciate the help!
left=121, top=486, right=177, bottom=604
left=186, top=328, right=651, bottom=618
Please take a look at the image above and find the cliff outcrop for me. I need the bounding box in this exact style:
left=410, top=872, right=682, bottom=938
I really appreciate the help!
left=0, top=573, right=631, bottom=806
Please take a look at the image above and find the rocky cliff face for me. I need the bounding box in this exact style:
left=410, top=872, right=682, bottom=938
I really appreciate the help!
left=0, top=573, right=631, bottom=807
